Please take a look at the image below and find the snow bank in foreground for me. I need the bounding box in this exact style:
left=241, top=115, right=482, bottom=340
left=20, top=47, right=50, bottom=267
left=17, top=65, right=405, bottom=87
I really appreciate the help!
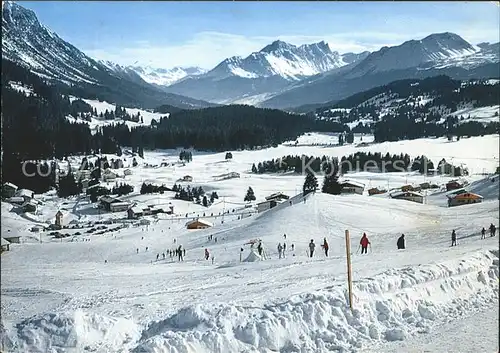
left=132, top=250, right=498, bottom=353
left=4, top=310, right=141, bottom=353
left=5, top=250, right=497, bottom=353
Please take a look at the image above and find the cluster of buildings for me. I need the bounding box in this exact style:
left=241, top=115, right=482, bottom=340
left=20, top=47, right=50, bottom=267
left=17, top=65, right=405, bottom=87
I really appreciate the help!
left=2, top=183, right=38, bottom=213
left=383, top=179, right=483, bottom=207
left=97, top=196, right=174, bottom=218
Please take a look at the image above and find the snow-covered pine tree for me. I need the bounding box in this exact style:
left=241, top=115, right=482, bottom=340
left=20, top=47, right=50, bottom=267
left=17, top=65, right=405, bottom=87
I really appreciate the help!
left=303, top=171, right=318, bottom=195
left=322, top=162, right=341, bottom=195
left=244, top=187, right=256, bottom=202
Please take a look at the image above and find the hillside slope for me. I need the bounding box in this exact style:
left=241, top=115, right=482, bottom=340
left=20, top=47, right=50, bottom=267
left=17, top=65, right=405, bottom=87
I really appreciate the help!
left=1, top=2, right=215, bottom=109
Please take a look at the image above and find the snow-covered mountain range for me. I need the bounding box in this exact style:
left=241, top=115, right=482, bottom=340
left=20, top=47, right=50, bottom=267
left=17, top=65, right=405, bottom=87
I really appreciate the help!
left=259, top=34, right=500, bottom=110
left=2, top=1, right=499, bottom=111
left=160, top=41, right=370, bottom=103
left=163, top=32, right=499, bottom=107
left=203, top=40, right=367, bottom=81
left=1, top=1, right=216, bottom=109
left=102, top=62, right=207, bottom=86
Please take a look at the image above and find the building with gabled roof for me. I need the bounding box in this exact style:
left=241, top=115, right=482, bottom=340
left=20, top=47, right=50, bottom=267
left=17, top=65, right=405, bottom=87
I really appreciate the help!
left=340, top=180, right=365, bottom=195
left=186, top=219, right=212, bottom=230
left=447, top=192, right=483, bottom=207
left=390, top=191, right=424, bottom=204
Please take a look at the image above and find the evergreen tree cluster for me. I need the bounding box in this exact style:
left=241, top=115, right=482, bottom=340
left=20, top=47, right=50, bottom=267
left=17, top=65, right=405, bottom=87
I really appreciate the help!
left=111, top=183, right=134, bottom=196
left=140, top=182, right=170, bottom=195
left=1, top=159, right=57, bottom=194
left=321, top=161, right=342, bottom=195
left=172, top=184, right=205, bottom=203
left=97, top=105, right=146, bottom=124
left=251, top=152, right=465, bottom=176
left=95, top=106, right=347, bottom=152
left=86, top=185, right=110, bottom=203
left=373, top=119, right=498, bottom=142
left=179, top=150, right=193, bottom=162
left=57, top=171, right=82, bottom=198
left=209, top=191, right=219, bottom=204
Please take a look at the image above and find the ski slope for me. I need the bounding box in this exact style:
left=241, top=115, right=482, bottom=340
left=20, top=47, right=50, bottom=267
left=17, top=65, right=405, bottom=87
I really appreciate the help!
left=1, top=133, right=499, bottom=352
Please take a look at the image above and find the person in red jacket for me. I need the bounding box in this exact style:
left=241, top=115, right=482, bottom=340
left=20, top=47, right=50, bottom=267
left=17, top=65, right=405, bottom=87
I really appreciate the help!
left=360, top=233, right=370, bottom=254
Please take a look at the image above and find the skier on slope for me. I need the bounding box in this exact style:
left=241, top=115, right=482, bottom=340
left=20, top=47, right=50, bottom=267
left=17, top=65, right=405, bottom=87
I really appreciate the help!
left=451, top=230, right=457, bottom=246
left=205, top=248, right=210, bottom=260
left=322, top=238, right=329, bottom=257
left=277, top=243, right=283, bottom=259
left=360, top=233, right=370, bottom=254
left=309, top=239, right=315, bottom=258
left=481, top=227, right=486, bottom=239
left=397, top=234, right=405, bottom=249
left=283, top=242, right=286, bottom=257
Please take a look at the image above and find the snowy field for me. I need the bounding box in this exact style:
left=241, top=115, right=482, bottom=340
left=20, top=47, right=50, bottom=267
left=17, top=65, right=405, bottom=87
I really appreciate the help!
left=1, top=133, right=499, bottom=353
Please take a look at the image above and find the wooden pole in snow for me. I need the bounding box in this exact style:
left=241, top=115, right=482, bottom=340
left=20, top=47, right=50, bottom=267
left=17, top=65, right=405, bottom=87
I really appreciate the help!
left=345, top=229, right=353, bottom=311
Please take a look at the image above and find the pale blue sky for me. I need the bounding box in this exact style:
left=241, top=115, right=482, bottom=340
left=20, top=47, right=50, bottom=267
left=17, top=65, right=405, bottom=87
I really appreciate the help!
left=20, top=1, right=500, bottom=69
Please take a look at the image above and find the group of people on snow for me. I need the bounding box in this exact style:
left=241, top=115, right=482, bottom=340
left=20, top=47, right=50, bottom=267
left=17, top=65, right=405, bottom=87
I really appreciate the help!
left=481, top=223, right=497, bottom=239
left=152, top=246, right=185, bottom=261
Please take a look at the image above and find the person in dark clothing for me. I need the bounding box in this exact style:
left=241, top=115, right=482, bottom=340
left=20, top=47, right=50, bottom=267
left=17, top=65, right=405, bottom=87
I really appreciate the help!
left=183, top=248, right=186, bottom=256
left=257, top=241, right=263, bottom=256
left=322, top=238, right=329, bottom=256
left=162, top=252, right=165, bottom=259
left=178, top=245, right=183, bottom=261
left=156, top=253, right=159, bottom=261
left=490, top=223, right=496, bottom=237
left=451, top=230, right=457, bottom=246
left=136, top=248, right=139, bottom=254
left=205, top=248, right=210, bottom=260
left=360, top=233, right=370, bottom=254
left=481, top=227, right=486, bottom=239
left=397, top=234, right=405, bottom=249
left=309, top=239, right=315, bottom=258
left=283, top=234, right=286, bottom=239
